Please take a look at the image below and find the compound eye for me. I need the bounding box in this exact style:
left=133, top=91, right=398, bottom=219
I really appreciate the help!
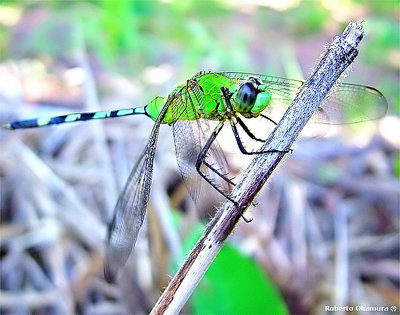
left=236, top=82, right=257, bottom=112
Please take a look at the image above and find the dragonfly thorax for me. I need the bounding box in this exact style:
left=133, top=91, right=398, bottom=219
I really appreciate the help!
left=232, top=81, right=272, bottom=118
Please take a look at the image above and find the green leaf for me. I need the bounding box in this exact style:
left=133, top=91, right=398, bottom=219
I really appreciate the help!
left=189, top=244, right=288, bottom=314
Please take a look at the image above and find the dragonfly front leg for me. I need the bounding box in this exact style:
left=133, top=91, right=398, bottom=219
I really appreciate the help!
left=195, top=121, right=252, bottom=223
left=235, top=116, right=267, bottom=142
left=230, top=118, right=290, bottom=155
left=235, top=115, right=279, bottom=143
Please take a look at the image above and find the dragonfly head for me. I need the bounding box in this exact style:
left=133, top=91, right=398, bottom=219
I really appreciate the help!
left=231, top=81, right=272, bottom=118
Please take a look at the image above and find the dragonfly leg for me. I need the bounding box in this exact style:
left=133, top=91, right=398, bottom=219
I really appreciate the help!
left=202, top=160, right=235, bottom=187
left=236, top=114, right=279, bottom=143
left=230, top=119, right=290, bottom=155
left=236, top=116, right=266, bottom=142
left=195, top=122, right=234, bottom=196
left=259, top=114, right=278, bottom=126
left=235, top=204, right=253, bottom=223
left=195, top=122, right=252, bottom=223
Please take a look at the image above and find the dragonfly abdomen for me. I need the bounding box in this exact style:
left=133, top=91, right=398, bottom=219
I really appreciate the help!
left=4, top=106, right=147, bottom=129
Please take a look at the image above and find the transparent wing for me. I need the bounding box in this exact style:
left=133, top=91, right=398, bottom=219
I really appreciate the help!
left=171, top=79, right=232, bottom=204
left=315, top=83, right=388, bottom=124
left=220, top=72, right=388, bottom=124
left=104, top=98, right=170, bottom=282
left=171, top=80, right=204, bottom=203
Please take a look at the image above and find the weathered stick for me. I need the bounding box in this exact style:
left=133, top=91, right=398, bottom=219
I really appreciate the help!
left=151, top=21, right=365, bottom=315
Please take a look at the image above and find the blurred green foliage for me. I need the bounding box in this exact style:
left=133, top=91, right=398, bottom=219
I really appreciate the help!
left=285, top=3, right=329, bottom=34
left=365, top=18, right=399, bottom=67
left=1, top=0, right=398, bottom=74
left=1, top=0, right=398, bottom=112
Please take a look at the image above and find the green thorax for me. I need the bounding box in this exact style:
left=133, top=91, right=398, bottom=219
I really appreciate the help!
left=144, top=72, right=272, bottom=125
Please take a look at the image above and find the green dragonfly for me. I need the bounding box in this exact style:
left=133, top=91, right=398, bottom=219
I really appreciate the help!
left=5, top=71, right=388, bottom=281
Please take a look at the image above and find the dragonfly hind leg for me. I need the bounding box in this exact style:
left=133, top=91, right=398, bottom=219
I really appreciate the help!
left=195, top=121, right=252, bottom=223
left=201, top=160, right=236, bottom=187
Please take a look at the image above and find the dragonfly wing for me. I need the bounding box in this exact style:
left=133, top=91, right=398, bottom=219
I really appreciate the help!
left=220, top=72, right=387, bottom=124
left=104, top=147, right=150, bottom=282
left=104, top=98, right=170, bottom=282
left=314, top=83, right=388, bottom=124
left=171, top=79, right=205, bottom=204
left=171, top=79, right=232, bottom=205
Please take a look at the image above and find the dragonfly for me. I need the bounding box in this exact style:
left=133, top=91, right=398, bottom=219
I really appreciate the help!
left=4, top=71, right=388, bottom=281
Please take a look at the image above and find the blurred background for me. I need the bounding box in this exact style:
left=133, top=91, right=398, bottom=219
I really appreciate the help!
left=0, top=0, right=399, bottom=314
